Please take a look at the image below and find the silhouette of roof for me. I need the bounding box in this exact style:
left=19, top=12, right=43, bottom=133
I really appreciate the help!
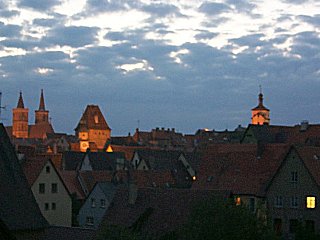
left=75, top=105, right=110, bottom=131
left=0, top=123, right=48, bottom=231
left=16, top=91, right=25, bottom=108
left=38, top=89, right=45, bottom=111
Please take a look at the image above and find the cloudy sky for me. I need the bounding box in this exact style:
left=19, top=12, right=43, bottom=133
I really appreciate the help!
left=0, top=0, right=319, bottom=135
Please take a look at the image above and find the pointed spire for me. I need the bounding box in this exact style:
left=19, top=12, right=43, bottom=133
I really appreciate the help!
left=38, top=89, right=45, bottom=111
left=17, top=91, right=24, bottom=108
left=258, top=85, right=263, bottom=107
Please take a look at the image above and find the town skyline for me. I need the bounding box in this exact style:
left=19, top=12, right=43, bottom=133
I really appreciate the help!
left=1, top=0, right=319, bottom=135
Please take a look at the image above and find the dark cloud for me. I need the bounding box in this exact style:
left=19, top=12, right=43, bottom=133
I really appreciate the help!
left=195, top=31, right=218, bottom=40
left=84, top=0, right=141, bottom=14
left=17, top=0, right=62, bottom=11
left=141, top=3, right=183, bottom=17
left=226, top=0, right=256, bottom=13
left=281, top=0, right=310, bottom=4
left=297, top=14, right=320, bottom=27
left=0, top=10, right=20, bottom=18
left=199, top=2, right=231, bottom=15
left=0, top=22, right=21, bottom=38
left=32, top=17, right=64, bottom=27
left=230, top=34, right=265, bottom=47
left=43, top=26, right=99, bottom=48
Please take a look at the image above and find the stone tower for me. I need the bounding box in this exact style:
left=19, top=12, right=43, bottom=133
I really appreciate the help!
left=251, top=87, right=270, bottom=125
left=35, top=89, right=49, bottom=124
left=12, top=92, right=29, bottom=138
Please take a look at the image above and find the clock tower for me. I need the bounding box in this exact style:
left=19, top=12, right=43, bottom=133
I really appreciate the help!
left=251, top=87, right=270, bottom=125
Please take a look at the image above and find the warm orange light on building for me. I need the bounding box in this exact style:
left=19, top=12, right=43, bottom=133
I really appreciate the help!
left=192, top=176, right=196, bottom=181
left=235, top=197, right=241, bottom=206
left=306, top=196, right=316, bottom=209
left=106, top=145, right=113, bottom=153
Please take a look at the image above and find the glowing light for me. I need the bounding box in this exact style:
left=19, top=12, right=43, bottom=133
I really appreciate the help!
left=106, top=145, right=113, bottom=153
left=192, top=176, right=196, bottom=181
left=235, top=197, right=241, bottom=206
left=306, top=196, right=316, bottom=209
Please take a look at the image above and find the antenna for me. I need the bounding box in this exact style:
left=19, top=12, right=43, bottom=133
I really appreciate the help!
left=259, top=85, right=262, bottom=94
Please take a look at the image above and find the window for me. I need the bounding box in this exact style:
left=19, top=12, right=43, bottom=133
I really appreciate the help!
left=86, top=217, right=94, bottom=225
left=46, top=166, right=50, bottom=173
left=306, top=196, right=316, bottom=209
left=274, top=196, right=283, bottom=208
left=100, top=199, right=106, bottom=208
left=52, top=202, right=56, bottom=210
left=273, top=218, right=282, bottom=236
left=91, top=198, right=96, bottom=208
left=39, top=183, right=45, bottom=194
left=235, top=197, right=241, bottom=206
left=289, top=219, right=299, bottom=233
left=51, top=183, right=58, bottom=193
left=94, top=115, right=99, bottom=124
left=45, top=203, right=49, bottom=211
left=290, top=196, right=298, bottom=208
left=291, top=171, right=298, bottom=183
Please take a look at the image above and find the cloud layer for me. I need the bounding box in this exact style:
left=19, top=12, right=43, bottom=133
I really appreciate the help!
left=0, top=0, right=319, bottom=135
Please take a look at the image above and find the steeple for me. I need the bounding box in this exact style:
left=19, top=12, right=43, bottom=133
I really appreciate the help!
left=17, top=91, right=24, bottom=108
left=38, top=89, right=45, bottom=111
left=251, top=86, right=270, bottom=125
left=35, top=89, right=49, bottom=124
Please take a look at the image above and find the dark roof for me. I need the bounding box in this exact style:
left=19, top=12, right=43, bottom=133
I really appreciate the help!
left=14, top=226, right=95, bottom=240
left=0, top=123, right=48, bottom=231
left=75, top=105, right=110, bottom=131
left=62, top=151, right=86, bottom=170
left=97, top=187, right=230, bottom=237
left=16, top=91, right=24, bottom=108
left=38, top=89, right=45, bottom=111
left=192, top=143, right=290, bottom=196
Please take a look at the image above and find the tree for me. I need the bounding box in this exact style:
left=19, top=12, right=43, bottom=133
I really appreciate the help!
left=180, top=198, right=278, bottom=240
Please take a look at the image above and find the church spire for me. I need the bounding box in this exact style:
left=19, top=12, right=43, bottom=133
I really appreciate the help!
left=17, top=91, right=24, bottom=108
left=38, top=89, right=45, bottom=111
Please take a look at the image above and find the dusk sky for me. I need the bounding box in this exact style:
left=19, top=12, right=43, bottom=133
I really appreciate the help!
left=0, top=0, right=319, bottom=135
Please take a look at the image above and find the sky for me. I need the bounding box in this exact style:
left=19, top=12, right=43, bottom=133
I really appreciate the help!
left=0, top=0, right=319, bottom=135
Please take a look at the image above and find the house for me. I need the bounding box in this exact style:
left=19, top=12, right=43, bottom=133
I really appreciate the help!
left=78, top=181, right=117, bottom=229
left=96, top=186, right=230, bottom=238
left=23, top=157, right=72, bottom=227
left=266, top=146, right=320, bottom=237
left=131, top=149, right=198, bottom=188
left=75, top=105, right=111, bottom=152
left=192, top=143, right=290, bottom=215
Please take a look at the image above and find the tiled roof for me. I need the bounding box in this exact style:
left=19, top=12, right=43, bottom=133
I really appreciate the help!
left=62, top=151, right=85, bottom=170
left=98, top=187, right=230, bottom=237
left=22, top=156, right=49, bottom=186
left=59, top=171, right=86, bottom=200
left=0, top=123, right=48, bottom=231
left=81, top=152, right=126, bottom=171
left=14, top=226, right=95, bottom=240
left=78, top=171, right=114, bottom=194
left=29, top=123, right=54, bottom=139
left=75, top=105, right=110, bottom=131
left=192, top=143, right=290, bottom=196
left=132, top=170, right=175, bottom=188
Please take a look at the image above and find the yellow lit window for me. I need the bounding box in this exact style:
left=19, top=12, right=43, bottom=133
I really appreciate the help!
left=192, top=176, right=196, bottom=181
left=235, top=197, right=241, bottom=206
left=306, top=197, right=316, bottom=209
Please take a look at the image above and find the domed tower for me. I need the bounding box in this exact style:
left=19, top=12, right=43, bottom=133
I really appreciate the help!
left=35, top=89, right=49, bottom=124
left=12, top=92, right=29, bottom=138
left=251, top=87, right=270, bottom=125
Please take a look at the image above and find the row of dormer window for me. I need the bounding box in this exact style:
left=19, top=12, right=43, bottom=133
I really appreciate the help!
left=274, top=196, right=316, bottom=209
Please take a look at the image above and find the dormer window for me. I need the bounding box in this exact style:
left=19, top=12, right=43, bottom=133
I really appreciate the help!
left=94, top=115, right=99, bottom=124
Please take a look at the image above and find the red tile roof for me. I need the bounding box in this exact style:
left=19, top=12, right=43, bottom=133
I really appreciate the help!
left=59, top=171, right=86, bottom=200
left=192, top=143, right=290, bottom=196
left=75, top=105, right=110, bottom=131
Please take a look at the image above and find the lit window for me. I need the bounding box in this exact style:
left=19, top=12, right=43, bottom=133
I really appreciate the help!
left=192, top=176, right=196, bottom=181
left=235, top=197, right=241, bottom=206
left=94, top=115, right=99, bottom=124
left=39, top=183, right=45, bottom=194
left=291, top=171, right=298, bottom=183
left=275, top=196, right=283, bottom=208
left=91, top=198, right=96, bottom=208
left=290, top=196, right=298, bottom=208
left=51, top=183, right=58, bottom=193
left=306, top=196, right=316, bottom=209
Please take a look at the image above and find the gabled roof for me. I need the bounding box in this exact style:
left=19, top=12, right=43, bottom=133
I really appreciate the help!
left=193, top=143, right=290, bottom=196
left=59, top=171, right=85, bottom=199
left=98, top=187, right=230, bottom=237
left=0, top=123, right=48, bottom=231
left=135, top=149, right=183, bottom=170
left=62, top=151, right=86, bottom=170
left=75, top=105, right=110, bottom=131
left=78, top=171, right=115, bottom=194
left=29, top=123, right=54, bottom=139
left=16, top=91, right=25, bottom=109
left=79, top=151, right=126, bottom=171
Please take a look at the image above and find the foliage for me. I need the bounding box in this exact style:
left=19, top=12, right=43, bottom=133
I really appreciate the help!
left=180, top=198, right=277, bottom=240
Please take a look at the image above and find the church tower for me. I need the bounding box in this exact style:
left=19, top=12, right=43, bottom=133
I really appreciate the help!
left=251, top=87, right=270, bottom=125
left=35, top=89, right=49, bottom=124
left=12, top=92, right=29, bottom=138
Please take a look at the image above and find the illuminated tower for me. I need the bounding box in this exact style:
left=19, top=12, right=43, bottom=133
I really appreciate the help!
left=35, top=89, right=49, bottom=124
left=12, top=92, right=29, bottom=138
left=251, top=87, right=270, bottom=125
